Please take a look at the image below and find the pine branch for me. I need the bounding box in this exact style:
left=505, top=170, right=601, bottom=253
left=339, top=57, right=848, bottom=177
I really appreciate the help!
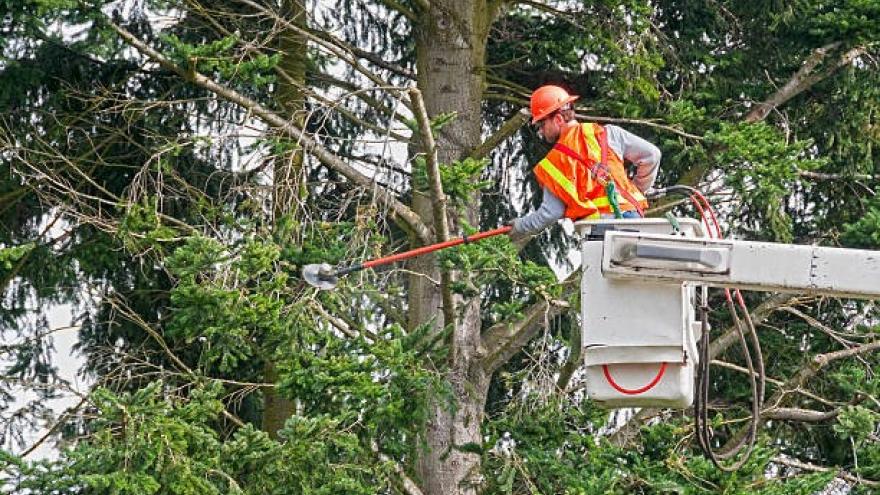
left=108, top=19, right=431, bottom=244
left=679, top=43, right=867, bottom=188
left=720, top=339, right=880, bottom=451
left=236, top=0, right=408, bottom=98
left=106, top=294, right=248, bottom=427
left=480, top=278, right=576, bottom=374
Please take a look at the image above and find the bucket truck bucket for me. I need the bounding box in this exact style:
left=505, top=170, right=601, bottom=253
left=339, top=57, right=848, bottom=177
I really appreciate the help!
left=577, top=219, right=706, bottom=408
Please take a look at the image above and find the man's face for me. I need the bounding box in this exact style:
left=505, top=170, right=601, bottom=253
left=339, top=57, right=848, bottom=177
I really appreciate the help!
left=535, top=112, right=563, bottom=143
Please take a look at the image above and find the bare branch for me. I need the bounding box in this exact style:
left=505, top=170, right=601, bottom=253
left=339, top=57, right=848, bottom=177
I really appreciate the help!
left=108, top=19, right=431, bottom=244
left=578, top=113, right=705, bottom=141
left=311, top=301, right=359, bottom=339
left=480, top=91, right=702, bottom=140
left=798, top=170, right=880, bottom=181
left=745, top=43, right=865, bottom=123
left=377, top=0, right=420, bottom=24
left=374, top=443, right=425, bottom=495
left=772, top=455, right=879, bottom=488
left=480, top=299, right=558, bottom=373
left=20, top=395, right=88, bottom=458
left=512, top=0, right=589, bottom=30
left=710, top=359, right=837, bottom=406
left=409, top=88, right=449, bottom=243
left=779, top=306, right=859, bottom=348
left=762, top=407, right=839, bottom=422
left=679, top=43, right=868, bottom=188
left=310, top=72, right=411, bottom=124
left=722, top=339, right=880, bottom=451
left=556, top=321, right=581, bottom=392
left=235, top=0, right=408, bottom=99
left=709, top=294, right=801, bottom=360
left=409, top=87, right=456, bottom=327
left=816, top=340, right=880, bottom=367
left=471, top=108, right=530, bottom=159
left=480, top=279, right=576, bottom=374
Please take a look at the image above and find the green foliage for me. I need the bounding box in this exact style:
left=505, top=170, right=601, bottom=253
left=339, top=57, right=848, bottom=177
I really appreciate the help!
left=804, top=0, right=880, bottom=43
left=3, top=382, right=394, bottom=494
left=0, top=242, right=35, bottom=271
left=706, top=122, right=825, bottom=242
left=164, top=234, right=293, bottom=373
left=412, top=156, right=492, bottom=208
left=842, top=198, right=880, bottom=248
left=834, top=405, right=877, bottom=445
left=278, top=323, right=444, bottom=460
left=3, top=0, right=880, bottom=493
left=118, top=197, right=181, bottom=255
left=437, top=224, right=559, bottom=320
left=161, top=34, right=279, bottom=87
left=482, top=398, right=840, bottom=494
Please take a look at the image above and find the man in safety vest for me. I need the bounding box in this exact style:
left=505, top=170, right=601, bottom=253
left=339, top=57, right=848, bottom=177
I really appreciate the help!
left=508, top=85, right=661, bottom=242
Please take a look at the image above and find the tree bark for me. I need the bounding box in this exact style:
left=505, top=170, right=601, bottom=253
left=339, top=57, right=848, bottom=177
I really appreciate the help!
left=263, top=0, right=308, bottom=439
left=412, top=1, right=496, bottom=493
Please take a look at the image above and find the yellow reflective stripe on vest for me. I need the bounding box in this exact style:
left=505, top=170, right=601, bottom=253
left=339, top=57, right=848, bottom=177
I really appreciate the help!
left=591, top=195, right=630, bottom=208
left=537, top=159, right=597, bottom=210
left=581, top=124, right=602, bottom=162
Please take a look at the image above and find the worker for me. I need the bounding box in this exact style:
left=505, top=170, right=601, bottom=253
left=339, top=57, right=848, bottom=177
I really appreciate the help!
left=508, top=85, right=661, bottom=243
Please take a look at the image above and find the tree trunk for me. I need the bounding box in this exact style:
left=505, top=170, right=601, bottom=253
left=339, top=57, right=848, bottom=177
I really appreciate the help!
left=412, top=1, right=494, bottom=493
left=263, top=0, right=308, bottom=439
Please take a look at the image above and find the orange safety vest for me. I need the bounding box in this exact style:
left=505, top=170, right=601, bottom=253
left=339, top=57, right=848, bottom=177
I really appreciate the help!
left=533, top=123, right=648, bottom=220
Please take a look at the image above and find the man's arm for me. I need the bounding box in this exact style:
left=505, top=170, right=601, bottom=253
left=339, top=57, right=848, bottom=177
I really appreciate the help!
left=605, top=124, right=661, bottom=192
left=510, top=186, right=565, bottom=237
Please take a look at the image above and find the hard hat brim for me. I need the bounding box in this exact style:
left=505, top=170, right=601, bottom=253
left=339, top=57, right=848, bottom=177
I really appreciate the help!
left=531, top=95, right=579, bottom=124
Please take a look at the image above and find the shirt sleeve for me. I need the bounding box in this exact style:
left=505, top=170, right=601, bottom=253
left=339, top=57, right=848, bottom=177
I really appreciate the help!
left=511, top=187, right=566, bottom=236
left=604, top=124, right=661, bottom=192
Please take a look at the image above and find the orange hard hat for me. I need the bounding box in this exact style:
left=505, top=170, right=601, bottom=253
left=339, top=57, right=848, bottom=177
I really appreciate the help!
left=530, top=85, right=579, bottom=123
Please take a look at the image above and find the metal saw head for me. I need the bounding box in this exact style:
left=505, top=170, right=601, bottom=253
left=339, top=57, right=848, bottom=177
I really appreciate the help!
left=302, top=263, right=338, bottom=290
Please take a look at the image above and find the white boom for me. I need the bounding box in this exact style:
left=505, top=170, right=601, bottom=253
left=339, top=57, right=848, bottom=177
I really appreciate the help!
left=574, top=218, right=880, bottom=408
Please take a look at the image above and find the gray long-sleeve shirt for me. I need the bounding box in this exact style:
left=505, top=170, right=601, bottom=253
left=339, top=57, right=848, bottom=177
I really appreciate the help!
left=513, top=124, right=661, bottom=236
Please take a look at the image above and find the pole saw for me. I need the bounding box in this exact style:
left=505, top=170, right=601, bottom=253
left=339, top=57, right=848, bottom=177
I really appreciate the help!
left=301, top=226, right=513, bottom=290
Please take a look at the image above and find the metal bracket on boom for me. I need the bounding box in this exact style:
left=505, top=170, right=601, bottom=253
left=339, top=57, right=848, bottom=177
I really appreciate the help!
left=619, top=242, right=727, bottom=270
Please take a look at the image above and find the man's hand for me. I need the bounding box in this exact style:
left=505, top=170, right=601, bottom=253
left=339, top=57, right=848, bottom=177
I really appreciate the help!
left=507, top=219, right=532, bottom=248
left=645, top=187, right=667, bottom=200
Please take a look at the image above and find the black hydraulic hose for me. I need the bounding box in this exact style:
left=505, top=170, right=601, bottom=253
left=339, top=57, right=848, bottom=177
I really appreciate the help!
left=695, top=292, right=765, bottom=471
left=659, top=185, right=767, bottom=470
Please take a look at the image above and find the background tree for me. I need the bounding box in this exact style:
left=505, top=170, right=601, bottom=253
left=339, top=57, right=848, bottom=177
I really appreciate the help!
left=1, top=0, right=879, bottom=494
